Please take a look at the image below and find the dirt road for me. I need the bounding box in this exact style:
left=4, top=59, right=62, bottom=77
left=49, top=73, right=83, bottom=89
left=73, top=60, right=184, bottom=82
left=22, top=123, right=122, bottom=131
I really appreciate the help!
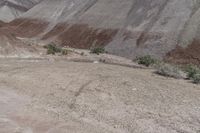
left=0, top=59, right=199, bottom=133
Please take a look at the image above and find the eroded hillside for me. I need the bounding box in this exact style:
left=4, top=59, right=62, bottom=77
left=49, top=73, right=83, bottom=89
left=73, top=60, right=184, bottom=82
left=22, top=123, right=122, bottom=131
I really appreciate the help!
left=0, top=1, right=200, bottom=132
left=5, top=0, right=200, bottom=64
left=0, top=0, right=199, bottom=64
left=0, top=0, right=42, bottom=22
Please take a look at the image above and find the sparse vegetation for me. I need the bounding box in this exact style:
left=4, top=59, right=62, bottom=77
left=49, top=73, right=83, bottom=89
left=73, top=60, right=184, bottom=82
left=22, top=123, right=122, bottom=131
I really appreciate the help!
left=155, top=63, right=184, bottom=79
left=192, top=74, right=200, bottom=84
left=61, top=49, right=69, bottom=55
left=44, top=43, right=62, bottom=55
left=154, top=63, right=200, bottom=84
left=90, top=47, right=105, bottom=55
left=136, top=55, right=156, bottom=67
left=185, top=65, right=200, bottom=79
left=184, top=65, right=200, bottom=84
left=44, top=43, right=69, bottom=55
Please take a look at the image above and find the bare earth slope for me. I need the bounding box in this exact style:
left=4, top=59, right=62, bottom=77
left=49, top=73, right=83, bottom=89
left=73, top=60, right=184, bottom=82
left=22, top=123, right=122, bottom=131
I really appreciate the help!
left=0, top=0, right=42, bottom=22
left=0, top=59, right=199, bottom=133
left=8, top=0, right=200, bottom=64
left=0, top=20, right=5, bottom=27
left=0, top=26, right=42, bottom=57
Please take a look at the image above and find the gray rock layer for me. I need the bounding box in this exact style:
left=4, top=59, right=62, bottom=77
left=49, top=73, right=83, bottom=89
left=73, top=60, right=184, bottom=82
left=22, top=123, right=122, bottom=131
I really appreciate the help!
left=0, top=0, right=42, bottom=22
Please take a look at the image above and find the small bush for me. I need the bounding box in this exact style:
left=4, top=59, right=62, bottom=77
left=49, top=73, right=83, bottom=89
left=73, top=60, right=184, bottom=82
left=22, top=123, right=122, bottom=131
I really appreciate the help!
left=137, top=55, right=156, bottom=67
left=192, top=74, right=200, bottom=84
left=61, top=49, right=69, bottom=55
left=90, top=47, right=105, bottom=55
left=44, top=43, right=69, bottom=55
left=184, top=65, right=200, bottom=84
left=44, top=43, right=62, bottom=55
left=156, top=63, right=184, bottom=79
left=185, top=65, right=200, bottom=79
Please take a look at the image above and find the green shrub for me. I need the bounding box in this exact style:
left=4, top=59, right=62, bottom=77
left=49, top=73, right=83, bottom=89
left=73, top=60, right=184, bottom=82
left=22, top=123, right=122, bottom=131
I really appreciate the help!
left=137, top=55, right=156, bottom=67
left=185, top=65, right=200, bottom=79
left=156, top=63, right=184, bottom=79
left=90, top=47, right=105, bottom=55
left=44, top=43, right=62, bottom=55
left=192, top=74, right=200, bottom=84
left=43, top=43, right=70, bottom=56
left=61, top=49, right=69, bottom=55
left=184, top=65, right=200, bottom=84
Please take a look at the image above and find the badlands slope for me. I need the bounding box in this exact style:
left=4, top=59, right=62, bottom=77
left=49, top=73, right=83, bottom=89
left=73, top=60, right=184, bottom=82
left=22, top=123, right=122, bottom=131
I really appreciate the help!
left=0, top=27, right=41, bottom=57
left=0, top=0, right=41, bottom=22
left=0, top=0, right=43, bottom=57
left=8, top=0, right=200, bottom=64
left=0, top=1, right=200, bottom=132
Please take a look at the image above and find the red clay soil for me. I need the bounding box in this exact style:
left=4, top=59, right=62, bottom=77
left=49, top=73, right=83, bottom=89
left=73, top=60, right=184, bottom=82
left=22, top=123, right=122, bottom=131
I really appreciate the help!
left=43, top=23, right=118, bottom=49
left=9, top=18, right=48, bottom=38
left=165, top=40, right=200, bottom=65
left=0, top=21, right=6, bottom=27
left=8, top=19, right=118, bottom=49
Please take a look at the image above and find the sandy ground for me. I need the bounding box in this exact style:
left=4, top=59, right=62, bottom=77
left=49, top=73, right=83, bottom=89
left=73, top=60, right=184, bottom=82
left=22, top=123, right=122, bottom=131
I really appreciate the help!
left=0, top=58, right=200, bottom=133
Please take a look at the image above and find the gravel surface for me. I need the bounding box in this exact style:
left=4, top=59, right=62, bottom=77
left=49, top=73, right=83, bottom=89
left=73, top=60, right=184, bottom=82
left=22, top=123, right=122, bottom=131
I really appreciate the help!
left=0, top=59, right=199, bottom=133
